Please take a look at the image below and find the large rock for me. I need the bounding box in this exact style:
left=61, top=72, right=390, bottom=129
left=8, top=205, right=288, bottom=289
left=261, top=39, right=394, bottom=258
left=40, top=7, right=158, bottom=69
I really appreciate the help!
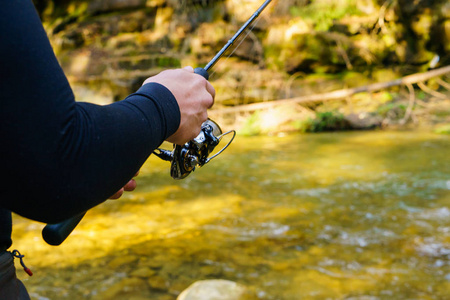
left=177, top=279, right=253, bottom=300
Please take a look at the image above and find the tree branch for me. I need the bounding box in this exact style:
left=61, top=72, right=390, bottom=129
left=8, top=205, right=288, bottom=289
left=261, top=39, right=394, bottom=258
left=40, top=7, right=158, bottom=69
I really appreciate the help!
left=212, top=65, right=450, bottom=114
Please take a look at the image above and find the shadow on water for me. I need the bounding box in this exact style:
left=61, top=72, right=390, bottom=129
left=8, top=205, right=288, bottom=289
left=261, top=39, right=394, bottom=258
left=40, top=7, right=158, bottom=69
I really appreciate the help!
left=12, top=130, right=450, bottom=299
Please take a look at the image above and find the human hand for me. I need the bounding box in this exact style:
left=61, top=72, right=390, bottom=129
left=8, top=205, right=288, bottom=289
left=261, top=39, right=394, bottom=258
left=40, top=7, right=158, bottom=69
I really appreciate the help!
left=109, top=171, right=139, bottom=200
left=142, top=67, right=215, bottom=145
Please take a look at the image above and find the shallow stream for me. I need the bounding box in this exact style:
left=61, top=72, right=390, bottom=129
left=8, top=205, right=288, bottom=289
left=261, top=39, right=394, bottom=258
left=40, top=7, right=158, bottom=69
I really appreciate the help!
left=12, top=130, right=450, bottom=299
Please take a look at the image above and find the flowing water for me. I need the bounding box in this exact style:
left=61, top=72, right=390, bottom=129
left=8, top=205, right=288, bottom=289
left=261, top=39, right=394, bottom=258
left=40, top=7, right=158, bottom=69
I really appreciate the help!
left=12, top=130, right=450, bottom=299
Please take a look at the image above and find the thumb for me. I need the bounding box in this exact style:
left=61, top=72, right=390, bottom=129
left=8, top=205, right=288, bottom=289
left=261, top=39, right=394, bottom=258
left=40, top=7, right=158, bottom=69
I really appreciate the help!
left=183, top=66, right=194, bottom=72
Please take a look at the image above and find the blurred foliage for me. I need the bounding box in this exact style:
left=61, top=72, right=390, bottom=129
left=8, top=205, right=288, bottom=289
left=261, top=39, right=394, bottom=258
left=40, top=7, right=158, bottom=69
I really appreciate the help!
left=33, top=0, right=450, bottom=75
left=240, top=111, right=264, bottom=136
left=300, top=111, right=352, bottom=132
left=30, top=0, right=450, bottom=132
left=434, top=123, right=450, bottom=134
left=376, top=101, right=406, bottom=118
left=241, top=110, right=355, bottom=135
left=290, top=0, right=362, bottom=31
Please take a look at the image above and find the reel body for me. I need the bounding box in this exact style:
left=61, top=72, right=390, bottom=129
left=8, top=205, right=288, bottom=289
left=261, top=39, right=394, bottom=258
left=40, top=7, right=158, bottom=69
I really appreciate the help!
left=154, top=119, right=235, bottom=179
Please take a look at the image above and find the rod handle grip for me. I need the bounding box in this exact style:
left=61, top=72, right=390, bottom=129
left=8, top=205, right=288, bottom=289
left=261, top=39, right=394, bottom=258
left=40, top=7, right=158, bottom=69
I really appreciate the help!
left=194, top=67, right=209, bottom=80
left=42, top=212, right=86, bottom=246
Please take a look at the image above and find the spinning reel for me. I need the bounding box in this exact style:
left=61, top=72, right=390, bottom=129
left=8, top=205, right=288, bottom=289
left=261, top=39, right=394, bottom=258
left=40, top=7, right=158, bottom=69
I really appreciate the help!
left=42, top=0, right=272, bottom=246
left=153, top=119, right=236, bottom=179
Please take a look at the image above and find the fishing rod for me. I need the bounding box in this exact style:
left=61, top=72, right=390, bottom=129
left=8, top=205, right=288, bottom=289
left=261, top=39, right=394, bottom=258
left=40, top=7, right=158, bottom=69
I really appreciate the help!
left=196, top=0, right=273, bottom=77
left=42, top=0, right=273, bottom=246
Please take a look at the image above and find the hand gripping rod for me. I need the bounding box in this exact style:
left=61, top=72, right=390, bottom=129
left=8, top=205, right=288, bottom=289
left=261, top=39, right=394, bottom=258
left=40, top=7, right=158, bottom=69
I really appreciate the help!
left=42, top=0, right=273, bottom=246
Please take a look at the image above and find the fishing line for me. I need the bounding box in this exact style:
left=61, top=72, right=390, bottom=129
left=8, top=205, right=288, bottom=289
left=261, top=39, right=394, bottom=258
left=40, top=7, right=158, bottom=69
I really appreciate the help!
left=209, top=14, right=263, bottom=79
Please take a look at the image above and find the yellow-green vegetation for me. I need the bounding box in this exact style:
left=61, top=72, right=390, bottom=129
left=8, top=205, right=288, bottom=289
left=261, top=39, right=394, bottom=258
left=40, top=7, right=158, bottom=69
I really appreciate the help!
left=434, top=123, right=450, bottom=134
left=299, top=111, right=351, bottom=132
left=34, top=0, right=449, bottom=132
left=290, top=0, right=362, bottom=31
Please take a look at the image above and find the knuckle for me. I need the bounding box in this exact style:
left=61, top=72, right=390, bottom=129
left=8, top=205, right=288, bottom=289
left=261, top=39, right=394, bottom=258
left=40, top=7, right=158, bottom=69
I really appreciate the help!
left=205, top=94, right=214, bottom=108
left=201, top=111, right=208, bottom=122
left=195, top=75, right=207, bottom=86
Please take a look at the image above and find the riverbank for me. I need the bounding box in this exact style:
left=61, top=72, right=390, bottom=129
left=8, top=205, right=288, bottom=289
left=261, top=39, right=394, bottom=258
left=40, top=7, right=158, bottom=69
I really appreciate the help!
left=33, top=0, right=450, bottom=135
left=211, top=67, right=450, bottom=136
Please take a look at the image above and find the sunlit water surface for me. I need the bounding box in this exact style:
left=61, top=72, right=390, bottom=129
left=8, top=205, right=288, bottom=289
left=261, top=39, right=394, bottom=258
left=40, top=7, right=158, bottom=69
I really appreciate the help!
left=12, top=130, right=450, bottom=299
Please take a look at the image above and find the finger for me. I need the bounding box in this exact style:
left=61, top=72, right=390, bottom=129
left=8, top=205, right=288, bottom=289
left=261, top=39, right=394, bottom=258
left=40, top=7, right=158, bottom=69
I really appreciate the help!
left=205, top=81, right=215, bottom=108
left=123, top=178, right=137, bottom=192
left=109, top=188, right=124, bottom=200
left=183, top=66, right=194, bottom=72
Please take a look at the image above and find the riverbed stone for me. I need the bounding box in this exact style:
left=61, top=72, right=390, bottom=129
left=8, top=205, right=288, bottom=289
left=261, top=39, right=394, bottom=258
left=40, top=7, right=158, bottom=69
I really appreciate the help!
left=93, top=277, right=147, bottom=300
left=148, top=275, right=169, bottom=291
left=177, top=279, right=252, bottom=300
left=108, top=254, right=138, bottom=268
left=130, top=267, right=157, bottom=277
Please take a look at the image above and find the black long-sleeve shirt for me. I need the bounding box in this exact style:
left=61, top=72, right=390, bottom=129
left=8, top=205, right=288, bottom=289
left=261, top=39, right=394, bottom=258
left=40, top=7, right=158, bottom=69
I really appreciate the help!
left=0, top=0, right=180, bottom=248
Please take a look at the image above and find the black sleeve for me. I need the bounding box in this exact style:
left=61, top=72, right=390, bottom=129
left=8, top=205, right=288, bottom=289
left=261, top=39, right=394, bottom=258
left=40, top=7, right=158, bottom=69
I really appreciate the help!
left=0, top=209, right=12, bottom=250
left=0, top=0, right=180, bottom=223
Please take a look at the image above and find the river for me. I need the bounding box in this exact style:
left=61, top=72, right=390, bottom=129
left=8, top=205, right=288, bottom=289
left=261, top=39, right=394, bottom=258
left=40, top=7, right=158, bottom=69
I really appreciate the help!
left=12, top=130, right=450, bottom=299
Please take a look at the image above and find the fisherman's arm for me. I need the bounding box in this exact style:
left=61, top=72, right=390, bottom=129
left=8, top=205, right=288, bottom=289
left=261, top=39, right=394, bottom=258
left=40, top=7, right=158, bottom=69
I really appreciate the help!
left=0, top=0, right=213, bottom=223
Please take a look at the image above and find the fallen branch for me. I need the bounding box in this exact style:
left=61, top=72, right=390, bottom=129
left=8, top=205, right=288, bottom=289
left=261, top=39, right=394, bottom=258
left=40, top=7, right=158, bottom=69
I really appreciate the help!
left=436, top=78, right=450, bottom=90
left=417, top=81, right=448, bottom=99
left=399, top=83, right=416, bottom=125
left=212, top=65, right=450, bottom=114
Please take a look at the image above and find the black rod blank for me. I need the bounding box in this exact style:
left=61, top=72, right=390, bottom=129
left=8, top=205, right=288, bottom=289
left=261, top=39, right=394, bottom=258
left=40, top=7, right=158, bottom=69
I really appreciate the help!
left=204, top=0, right=273, bottom=72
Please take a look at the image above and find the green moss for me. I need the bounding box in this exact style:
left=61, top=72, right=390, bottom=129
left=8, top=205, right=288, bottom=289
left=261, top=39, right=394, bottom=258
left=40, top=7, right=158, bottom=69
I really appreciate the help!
left=290, top=0, right=362, bottom=31
left=290, top=119, right=312, bottom=133
left=434, top=124, right=450, bottom=134
left=240, top=111, right=263, bottom=136
left=264, top=45, right=290, bottom=71
left=376, top=102, right=406, bottom=118
left=156, top=56, right=181, bottom=68
left=379, top=91, right=395, bottom=103
left=340, top=71, right=371, bottom=88
left=298, top=111, right=351, bottom=133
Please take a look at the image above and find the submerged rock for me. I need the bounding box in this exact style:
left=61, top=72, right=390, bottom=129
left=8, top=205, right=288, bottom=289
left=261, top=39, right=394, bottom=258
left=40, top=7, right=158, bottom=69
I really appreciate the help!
left=345, top=113, right=382, bottom=130
left=177, top=279, right=253, bottom=300
left=93, top=277, right=147, bottom=300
